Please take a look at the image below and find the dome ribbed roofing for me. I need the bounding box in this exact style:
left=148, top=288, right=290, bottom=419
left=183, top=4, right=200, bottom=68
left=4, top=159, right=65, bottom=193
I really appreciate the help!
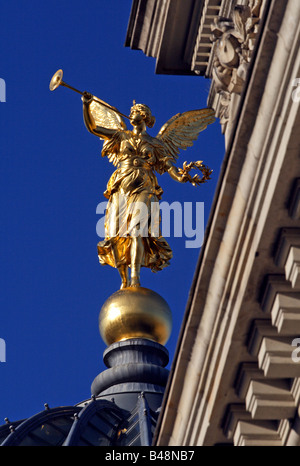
left=0, top=393, right=158, bottom=446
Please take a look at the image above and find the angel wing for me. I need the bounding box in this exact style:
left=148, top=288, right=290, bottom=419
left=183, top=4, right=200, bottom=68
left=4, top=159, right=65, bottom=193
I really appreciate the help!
left=89, top=99, right=127, bottom=138
left=156, top=108, right=215, bottom=162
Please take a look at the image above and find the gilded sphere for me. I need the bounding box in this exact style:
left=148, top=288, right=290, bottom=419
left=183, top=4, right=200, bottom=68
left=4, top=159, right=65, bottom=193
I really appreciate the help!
left=99, top=287, right=172, bottom=346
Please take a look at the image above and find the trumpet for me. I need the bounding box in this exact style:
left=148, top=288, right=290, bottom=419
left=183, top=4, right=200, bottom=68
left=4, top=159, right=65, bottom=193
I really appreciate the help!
left=49, top=69, right=130, bottom=120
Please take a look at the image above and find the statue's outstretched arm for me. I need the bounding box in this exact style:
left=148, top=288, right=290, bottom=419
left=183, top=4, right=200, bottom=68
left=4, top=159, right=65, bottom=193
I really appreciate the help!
left=166, top=161, right=186, bottom=183
left=165, top=160, right=212, bottom=186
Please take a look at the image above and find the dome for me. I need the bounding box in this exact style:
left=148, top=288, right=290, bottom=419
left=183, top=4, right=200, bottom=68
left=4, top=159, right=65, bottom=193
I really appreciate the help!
left=0, top=394, right=160, bottom=446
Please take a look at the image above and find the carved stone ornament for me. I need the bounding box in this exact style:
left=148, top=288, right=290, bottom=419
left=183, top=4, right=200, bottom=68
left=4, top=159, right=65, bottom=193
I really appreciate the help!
left=211, top=0, right=261, bottom=94
left=210, top=1, right=262, bottom=130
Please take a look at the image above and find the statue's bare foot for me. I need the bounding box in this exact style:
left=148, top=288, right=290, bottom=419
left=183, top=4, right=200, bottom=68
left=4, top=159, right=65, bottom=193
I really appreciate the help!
left=118, top=265, right=129, bottom=290
left=130, top=277, right=140, bottom=287
left=120, top=279, right=129, bottom=289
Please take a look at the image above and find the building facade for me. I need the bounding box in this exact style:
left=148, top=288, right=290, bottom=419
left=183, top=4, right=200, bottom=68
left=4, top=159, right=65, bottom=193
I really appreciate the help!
left=126, top=0, right=300, bottom=446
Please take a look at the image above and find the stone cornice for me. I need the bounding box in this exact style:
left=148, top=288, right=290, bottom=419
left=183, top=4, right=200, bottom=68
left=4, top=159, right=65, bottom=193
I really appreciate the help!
left=125, top=0, right=206, bottom=75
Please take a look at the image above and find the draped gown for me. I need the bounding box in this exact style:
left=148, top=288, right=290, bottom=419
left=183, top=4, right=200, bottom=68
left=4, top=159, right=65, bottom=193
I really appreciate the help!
left=97, top=130, right=173, bottom=272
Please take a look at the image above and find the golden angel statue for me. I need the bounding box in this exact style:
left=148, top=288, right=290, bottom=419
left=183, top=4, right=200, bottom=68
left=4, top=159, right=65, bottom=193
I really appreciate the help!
left=82, top=92, right=215, bottom=289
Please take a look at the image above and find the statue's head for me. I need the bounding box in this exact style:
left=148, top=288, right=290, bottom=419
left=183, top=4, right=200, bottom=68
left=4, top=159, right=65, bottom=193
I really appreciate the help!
left=130, top=102, right=156, bottom=128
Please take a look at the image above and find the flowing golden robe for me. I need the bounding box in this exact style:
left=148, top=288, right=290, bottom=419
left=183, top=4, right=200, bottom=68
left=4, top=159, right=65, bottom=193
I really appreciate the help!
left=97, top=130, right=173, bottom=272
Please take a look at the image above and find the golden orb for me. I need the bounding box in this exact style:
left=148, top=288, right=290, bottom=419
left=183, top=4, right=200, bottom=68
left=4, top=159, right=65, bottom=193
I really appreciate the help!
left=99, top=287, right=172, bottom=346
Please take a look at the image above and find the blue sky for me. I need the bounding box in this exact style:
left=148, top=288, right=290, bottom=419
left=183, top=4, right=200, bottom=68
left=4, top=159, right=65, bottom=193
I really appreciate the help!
left=0, top=1, right=224, bottom=423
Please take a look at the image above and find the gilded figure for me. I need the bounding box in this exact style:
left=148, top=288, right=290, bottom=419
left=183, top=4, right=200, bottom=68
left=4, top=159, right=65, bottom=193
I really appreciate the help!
left=81, top=92, right=215, bottom=289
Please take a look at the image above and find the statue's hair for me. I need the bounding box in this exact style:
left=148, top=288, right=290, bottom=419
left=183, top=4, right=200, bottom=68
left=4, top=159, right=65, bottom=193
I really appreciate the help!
left=131, top=103, right=156, bottom=128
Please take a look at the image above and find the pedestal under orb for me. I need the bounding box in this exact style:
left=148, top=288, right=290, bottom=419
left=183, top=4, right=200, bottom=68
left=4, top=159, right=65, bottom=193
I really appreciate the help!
left=99, top=287, right=172, bottom=346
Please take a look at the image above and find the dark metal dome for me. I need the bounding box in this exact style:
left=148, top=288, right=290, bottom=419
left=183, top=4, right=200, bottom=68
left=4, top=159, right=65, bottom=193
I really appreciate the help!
left=0, top=338, right=169, bottom=446
left=0, top=393, right=159, bottom=446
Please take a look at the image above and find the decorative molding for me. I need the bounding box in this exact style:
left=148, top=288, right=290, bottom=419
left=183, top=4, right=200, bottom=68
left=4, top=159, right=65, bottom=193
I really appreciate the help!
left=285, top=248, right=300, bottom=290
left=274, top=228, right=300, bottom=269
left=235, top=363, right=297, bottom=421
left=247, top=319, right=276, bottom=358
left=270, top=292, right=300, bottom=335
left=235, top=362, right=264, bottom=400
left=245, top=378, right=296, bottom=420
left=291, top=378, right=300, bottom=407
left=191, top=0, right=222, bottom=74
left=208, top=0, right=262, bottom=132
left=222, top=404, right=251, bottom=440
left=259, top=275, right=292, bottom=315
left=233, top=419, right=285, bottom=446
left=247, top=320, right=300, bottom=378
left=257, top=336, right=300, bottom=378
left=258, top=265, right=300, bottom=335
